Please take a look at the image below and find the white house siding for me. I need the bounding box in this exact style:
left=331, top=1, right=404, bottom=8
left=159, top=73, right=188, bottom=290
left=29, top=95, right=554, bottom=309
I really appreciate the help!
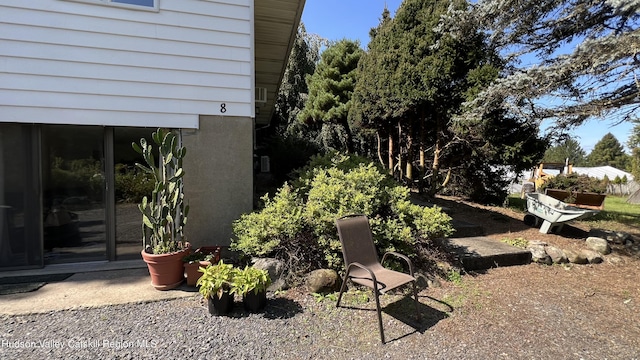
left=0, top=0, right=254, bottom=128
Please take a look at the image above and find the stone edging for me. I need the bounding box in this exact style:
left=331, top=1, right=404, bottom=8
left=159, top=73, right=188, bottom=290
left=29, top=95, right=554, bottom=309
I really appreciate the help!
left=528, top=229, right=638, bottom=265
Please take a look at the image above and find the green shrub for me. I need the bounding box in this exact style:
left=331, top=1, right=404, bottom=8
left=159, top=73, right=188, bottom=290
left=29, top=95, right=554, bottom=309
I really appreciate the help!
left=231, top=153, right=454, bottom=278
left=232, top=184, right=304, bottom=256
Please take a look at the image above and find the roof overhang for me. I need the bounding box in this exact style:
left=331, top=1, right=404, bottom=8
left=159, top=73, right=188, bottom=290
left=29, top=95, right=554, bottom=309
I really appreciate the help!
left=254, top=0, right=306, bottom=126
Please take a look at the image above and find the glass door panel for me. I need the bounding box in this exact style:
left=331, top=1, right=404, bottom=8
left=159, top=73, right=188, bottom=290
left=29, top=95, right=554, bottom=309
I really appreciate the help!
left=42, top=125, right=106, bottom=264
left=114, top=127, right=154, bottom=260
left=0, top=124, right=41, bottom=269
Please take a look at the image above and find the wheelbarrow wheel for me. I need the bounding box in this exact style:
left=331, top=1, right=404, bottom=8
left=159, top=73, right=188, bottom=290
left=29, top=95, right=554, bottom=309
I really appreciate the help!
left=523, top=214, right=538, bottom=227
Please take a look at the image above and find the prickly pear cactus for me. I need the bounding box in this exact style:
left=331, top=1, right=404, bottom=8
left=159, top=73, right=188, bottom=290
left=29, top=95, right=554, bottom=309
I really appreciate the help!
left=132, top=128, right=189, bottom=254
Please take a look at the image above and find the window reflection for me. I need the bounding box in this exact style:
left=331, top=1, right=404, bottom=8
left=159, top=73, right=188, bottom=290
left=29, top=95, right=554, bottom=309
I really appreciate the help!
left=42, top=125, right=106, bottom=264
left=114, top=127, right=155, bottom=260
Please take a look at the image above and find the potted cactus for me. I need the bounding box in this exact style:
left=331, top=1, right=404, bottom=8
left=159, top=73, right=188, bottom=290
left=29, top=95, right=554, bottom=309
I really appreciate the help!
left=231, top=266, right=271, bottom=312
left=197, top=260, right=236, bottom=315
left=133, top=128, right=191, bottom=290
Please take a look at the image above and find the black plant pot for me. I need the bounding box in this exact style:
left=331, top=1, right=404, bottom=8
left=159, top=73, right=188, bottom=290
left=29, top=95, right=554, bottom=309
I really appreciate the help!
left=243, top=290, right=267, bottom=312
left=208, top=292, right=234, bottom=316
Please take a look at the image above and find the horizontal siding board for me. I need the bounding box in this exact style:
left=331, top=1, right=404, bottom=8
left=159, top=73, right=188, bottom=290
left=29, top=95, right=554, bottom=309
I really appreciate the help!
left=1, top=57, right=251, bottom=89
left=0, top=74, right=250, bottom=103
left=0, top=90, right=251, bottom=117
left=0, top=40, right=251, bottom=77
left=2, top=23, right=251, bottom=62
left=0, top=106, right=200, bottom=128
left=161, top=0, right=250, bottom=19
left=0, top=0, right=251, bottom=32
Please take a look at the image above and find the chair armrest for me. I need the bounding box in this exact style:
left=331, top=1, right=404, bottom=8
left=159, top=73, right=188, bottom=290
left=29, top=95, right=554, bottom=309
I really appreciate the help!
left=345, top=262, right=378, bottom=284
left=381, top=251, right=414, bottom=277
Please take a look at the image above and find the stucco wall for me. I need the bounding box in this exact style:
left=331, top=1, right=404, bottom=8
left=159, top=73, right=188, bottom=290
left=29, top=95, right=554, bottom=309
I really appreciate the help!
left=182, top=116, right=253, bottom=248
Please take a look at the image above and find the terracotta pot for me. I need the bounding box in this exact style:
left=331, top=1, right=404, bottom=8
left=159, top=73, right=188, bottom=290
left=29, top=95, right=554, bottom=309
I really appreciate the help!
left=183, top=260, right=212, bottom=286
left=141, top=245, right=192, bottom=291
left=243, top=290, right=267, bottom=313
left=208, top=292, right=234, bottom=315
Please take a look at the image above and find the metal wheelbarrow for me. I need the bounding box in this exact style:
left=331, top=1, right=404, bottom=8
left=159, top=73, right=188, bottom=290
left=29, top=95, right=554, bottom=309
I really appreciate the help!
left=524, top=193, right=600, bottom=234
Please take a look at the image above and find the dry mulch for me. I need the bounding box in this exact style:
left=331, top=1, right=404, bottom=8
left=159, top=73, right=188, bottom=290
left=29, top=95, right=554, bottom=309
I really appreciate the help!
left=408, top=195, right=640, bottom=358
left=279, top=195, right=640, bottom=357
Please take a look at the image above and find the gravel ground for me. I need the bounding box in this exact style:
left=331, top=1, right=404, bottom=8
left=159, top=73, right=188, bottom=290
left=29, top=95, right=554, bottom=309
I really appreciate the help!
left=2, top=262, right=640, bottom=360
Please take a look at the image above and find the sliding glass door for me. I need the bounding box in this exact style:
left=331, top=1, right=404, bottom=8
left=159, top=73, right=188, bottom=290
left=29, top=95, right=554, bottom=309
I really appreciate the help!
left=0, top=124, right=157, bottom=269
left=41, top=125, right=107, bottom=264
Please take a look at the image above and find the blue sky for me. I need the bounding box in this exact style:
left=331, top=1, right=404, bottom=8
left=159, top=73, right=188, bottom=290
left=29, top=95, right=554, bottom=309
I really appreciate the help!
left=301, top=0, right=635, bottom=154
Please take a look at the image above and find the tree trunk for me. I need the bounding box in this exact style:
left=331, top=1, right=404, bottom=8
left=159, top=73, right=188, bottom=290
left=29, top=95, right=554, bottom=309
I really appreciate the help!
left=430, top=114, right=443, bottom=195
left=419, top=108, right=426, bottom=172
left=419, top=108, right=426, bottom=192
left=339, top=118, right=354, bottom=153
left=397, top=119, right=403, bottom=180
left=376, top=130, right=385, bottom=167
left=388, top=128, right=394, bottom=175
left=406, top=128, right=413, bottom=182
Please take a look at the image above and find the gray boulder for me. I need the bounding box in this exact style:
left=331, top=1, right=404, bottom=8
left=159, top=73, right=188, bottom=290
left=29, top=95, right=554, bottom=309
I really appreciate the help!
left=306, top=269, right=341, bottom=294
left=564, top=249, right=588, bottom=264
left=528, top=244, right=552, bottom=265
left=586, top=237, right=611, bottom=255
left=582, top=249, right=603, bottom=264
left=252, top=257, right=287, bottom=291
left=545, top=246, right=568, bottom=264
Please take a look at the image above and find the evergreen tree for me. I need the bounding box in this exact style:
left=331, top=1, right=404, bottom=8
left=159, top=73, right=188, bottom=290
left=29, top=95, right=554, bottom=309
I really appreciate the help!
left=450, top=0, right=640, bottom=130
left=298, top=39, right=364, bottom=153
left=628, top=118, right=640, bottom=180
left=587, top=133, right=631, bottom=169
left=542, top=138, right=587, bottom=166
left=259, top=24, right=326, bottom=185
left=350, top=8, right=396, bottom=169
left=351, top=0, right=546, bottom=201
left=272, top=23, right=326, bottom=135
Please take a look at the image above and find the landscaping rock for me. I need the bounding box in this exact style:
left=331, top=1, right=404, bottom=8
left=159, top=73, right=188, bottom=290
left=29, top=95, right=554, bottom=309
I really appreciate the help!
left=413, top=271, right=431, bottom=289
left=607, top=255, right=624, bottom=265
left=252, top=257, right=287, bottom=291
left=564, top=249, right=588, bottom=264
left=586, top=237, right=611, bottom=255
left=589, top=229, right=630, bottom=244
left=306, top=269, right=341, bottom=294
left=582, top=250, right=603, bottom=264
left=528, top=244, right=552, bottom=265
left=545, top=246, right=568, bottom=264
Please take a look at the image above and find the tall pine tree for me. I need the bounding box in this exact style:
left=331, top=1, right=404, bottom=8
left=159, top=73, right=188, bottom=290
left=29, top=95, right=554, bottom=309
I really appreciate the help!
left=298, top=39, right=364, bottom=153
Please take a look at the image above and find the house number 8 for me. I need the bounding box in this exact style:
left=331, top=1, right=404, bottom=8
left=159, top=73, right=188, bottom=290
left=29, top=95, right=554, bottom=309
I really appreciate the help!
left=220, top=103, right=227, bottom=113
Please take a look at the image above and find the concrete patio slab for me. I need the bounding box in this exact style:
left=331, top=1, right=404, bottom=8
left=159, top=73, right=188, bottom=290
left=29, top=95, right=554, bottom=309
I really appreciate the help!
left=438, top=236, right=532, bottom=271
left=0, top=268, right=197, bottom=316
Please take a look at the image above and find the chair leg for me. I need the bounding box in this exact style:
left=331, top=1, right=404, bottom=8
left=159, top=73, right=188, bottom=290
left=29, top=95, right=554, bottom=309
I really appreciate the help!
left=336, top=273, right=350, bottom=308
left=412, top=281, right=421, bottom=322
left=373, top=289, right=385, bottom=344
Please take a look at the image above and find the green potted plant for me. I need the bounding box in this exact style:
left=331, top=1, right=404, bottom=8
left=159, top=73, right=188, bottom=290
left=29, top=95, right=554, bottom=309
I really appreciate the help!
left=231, top=266, right=271, bottom=312
left=197, top=260, right=236, bottom=315
left=183, top=247, right=221, bottom=286
left=133, top=128, right=191, bottom=290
